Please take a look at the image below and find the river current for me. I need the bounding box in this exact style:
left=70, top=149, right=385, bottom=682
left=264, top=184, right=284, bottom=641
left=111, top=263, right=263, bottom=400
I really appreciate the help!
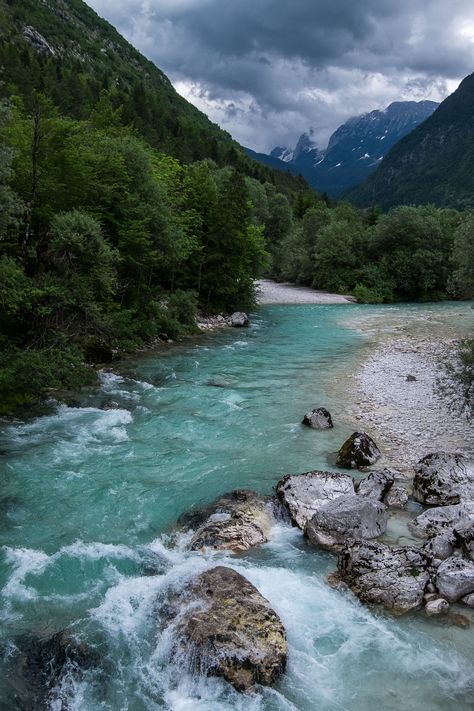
left=1, top=303, right=473, bottom=710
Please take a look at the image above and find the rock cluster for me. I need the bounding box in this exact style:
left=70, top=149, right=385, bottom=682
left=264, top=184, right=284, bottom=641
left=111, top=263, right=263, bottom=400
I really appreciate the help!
left=167, top=566, right=288, bottom=692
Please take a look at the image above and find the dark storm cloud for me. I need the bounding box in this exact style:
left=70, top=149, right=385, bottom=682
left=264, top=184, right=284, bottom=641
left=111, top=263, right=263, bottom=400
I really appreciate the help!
left=87, top=0, right=474, bottom=151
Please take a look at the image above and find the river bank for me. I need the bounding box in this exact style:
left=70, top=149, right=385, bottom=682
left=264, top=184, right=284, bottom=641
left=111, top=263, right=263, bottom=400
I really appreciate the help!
left=342, top=303, right=474, bottom=470
left=256, top=279, right=355, bottom=304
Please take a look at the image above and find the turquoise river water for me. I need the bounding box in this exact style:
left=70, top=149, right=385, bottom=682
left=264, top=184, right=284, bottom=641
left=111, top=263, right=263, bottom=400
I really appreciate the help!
left=0, top=303, right=473, bottom=710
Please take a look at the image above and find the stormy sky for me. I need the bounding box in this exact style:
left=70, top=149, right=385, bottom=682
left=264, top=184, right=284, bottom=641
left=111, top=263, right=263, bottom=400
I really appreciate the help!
left=86, top=0, right=474, bottom=152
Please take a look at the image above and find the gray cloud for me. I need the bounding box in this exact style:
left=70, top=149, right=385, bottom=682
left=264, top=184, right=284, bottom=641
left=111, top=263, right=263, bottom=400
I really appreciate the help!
left=87, top=0, right=474, bottom=151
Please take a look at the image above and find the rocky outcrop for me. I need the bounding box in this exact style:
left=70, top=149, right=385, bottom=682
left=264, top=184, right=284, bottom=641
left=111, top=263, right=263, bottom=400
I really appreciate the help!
left=412, top=452, right=474, bottom=506
left=337, top=541, right=430, bottom=614
left=23, top=26, right=56, bottom=55
left=305, top=495, right=387, bottom=551
left=423, top=531, right=456, bottom=561
left=189, top=490, right=276, bottom=553
left=276, top=470, right=354, bottom=529
left=435, top=557, right=474, bottom=602
left=168, top=566, right=287, bottom=692
left=228, top=312, right=250, bottom=327
left=409, top=502, right=474, bottom=539
left=356, top=468, right=394, bottom=500
left=302, top=407, right=333, bottom=429
left=336, top=432, right=381, bottom=469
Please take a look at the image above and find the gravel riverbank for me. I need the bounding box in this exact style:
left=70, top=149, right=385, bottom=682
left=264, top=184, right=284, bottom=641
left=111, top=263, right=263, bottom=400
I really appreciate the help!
left=256, top=279, right=354, bottom=304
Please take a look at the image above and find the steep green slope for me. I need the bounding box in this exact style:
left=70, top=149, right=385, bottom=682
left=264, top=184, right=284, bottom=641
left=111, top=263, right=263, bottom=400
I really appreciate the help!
left=0, top=0, right=306, bottom=193
left=346, top=73, right=474, bottom=210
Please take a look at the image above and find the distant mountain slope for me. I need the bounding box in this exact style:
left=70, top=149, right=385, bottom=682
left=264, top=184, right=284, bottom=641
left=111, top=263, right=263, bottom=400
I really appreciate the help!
left=346, top=74, right=474, bottom=210
left=249, top=101, right=438, bottom=196
left=0, top=0, right=307, bottom=193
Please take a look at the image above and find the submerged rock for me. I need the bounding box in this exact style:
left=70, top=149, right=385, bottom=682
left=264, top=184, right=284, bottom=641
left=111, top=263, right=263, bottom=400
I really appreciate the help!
left=302, top=407, right=333, bottom=429
left=435, top=557, right=474, bottom=602
left=337, top=541, right=430, bottom=614
left=336, top=432, right=381, bottom=469
left=305, top=495, right=387, bottom=551
left=228, top=312, right=250, bottom=328
left=189, top=490, right=276, bottom=553
left=356, top=469, right=395, bottom=500
left=12, top=630, right=101, bottom=708
left=276, top=470, right=354, bottom=529
left=412, top=452, right=474, bottom=506
left=168, top=566, right=288, bottom=692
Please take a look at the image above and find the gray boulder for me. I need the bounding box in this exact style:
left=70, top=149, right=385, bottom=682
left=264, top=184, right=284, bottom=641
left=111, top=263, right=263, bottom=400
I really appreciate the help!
left=461, top=593, right=474, bottom=608
left=356, top=469, right=395, bottom=500
left=425, top=598, right=450, bottom=616
left=384, top=486, right=409, bottom=509
left=306, top=495, right=387, bottom=551
left=302, top=407, right=333, bottom=429
left=228, top=312, right=250, bottom=327
left=189, top=490, right=276, bottom=553
left=409, top=501, right=474, bottom=539
left=337, top=432, right=381, bottom=469
left=337, top=541, right=430, bottom=614
left=454, top=522, right=474, bottom=561
left=435, top=557, right=474, bottom=602
left=423, top=531, right=456, bottom=561
left=412, top=452, right=474, bottom=506
left=276, top=470, right=355, bottom=529
left=168, top=566, right=288, bottom=692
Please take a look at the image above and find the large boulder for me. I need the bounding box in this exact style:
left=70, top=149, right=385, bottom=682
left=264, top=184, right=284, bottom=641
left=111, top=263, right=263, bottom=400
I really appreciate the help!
left=408, top=502, right=474, bottom=539
left=306, top=495, right=388, bottom=551
left=276, top=470, right=354, bottom=529
left=228, top=312, right=250, bottom=328
left=302, top=407, right=333, bottom=430
left=356, top=469, right=395, bottom=500
left=435, top=557, right=474, bottom=602
left=337, top=541, right=430, bottom=614
left=168, top=567, right=287, bottom=692
left=336, top=432, right=381, bottom=469
left=412, top=452, right=474, bottom=506
left=189, top=490, right=276, bottom=553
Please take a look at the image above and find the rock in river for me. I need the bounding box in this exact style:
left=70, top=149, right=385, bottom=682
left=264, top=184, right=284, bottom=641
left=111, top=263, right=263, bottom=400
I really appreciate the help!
left=189, top=490, right=276, bottom=553
left=412, top=452, right=474, bottom=506
left=302, top=407, right=333, bottom=429
left=336, top=432, right=381, bottom=469
left=168, top=566, right=288, bottom=692
left=276, top=470, right=355, bottom=529
left=337, top=541, right=430, bottom=614
left=228, top=312, right=250, bottom=327
left=306, top=495, right=388, bottom=551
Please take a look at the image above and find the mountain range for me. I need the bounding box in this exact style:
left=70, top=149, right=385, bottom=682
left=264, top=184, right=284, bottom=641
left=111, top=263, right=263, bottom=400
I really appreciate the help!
left=246, top=100, right=438, bottom=196
left=346, top=73, right=474, bottom=210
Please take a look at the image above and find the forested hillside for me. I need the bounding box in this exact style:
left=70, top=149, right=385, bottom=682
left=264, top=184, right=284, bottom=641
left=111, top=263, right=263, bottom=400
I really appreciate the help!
left=0, top=0, right=472, bottom=415
left=346, top=73, right=474, bottom=209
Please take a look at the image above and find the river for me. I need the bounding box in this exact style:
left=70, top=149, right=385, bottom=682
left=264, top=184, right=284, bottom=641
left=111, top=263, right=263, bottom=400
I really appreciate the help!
left=1, top=302, right=473, bottom=710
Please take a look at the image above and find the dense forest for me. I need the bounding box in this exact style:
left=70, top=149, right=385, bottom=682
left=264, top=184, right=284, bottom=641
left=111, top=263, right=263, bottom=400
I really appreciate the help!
left=0, top=0, right=472, bottom=414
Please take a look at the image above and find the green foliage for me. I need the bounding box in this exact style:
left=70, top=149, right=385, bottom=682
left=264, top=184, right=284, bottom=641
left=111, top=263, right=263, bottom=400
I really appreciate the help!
left=451, top=214, right=474, bottom=298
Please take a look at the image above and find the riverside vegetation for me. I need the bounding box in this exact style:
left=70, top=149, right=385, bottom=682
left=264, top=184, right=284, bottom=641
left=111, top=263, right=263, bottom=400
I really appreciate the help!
left=0, top=0, right=473, bottom=415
